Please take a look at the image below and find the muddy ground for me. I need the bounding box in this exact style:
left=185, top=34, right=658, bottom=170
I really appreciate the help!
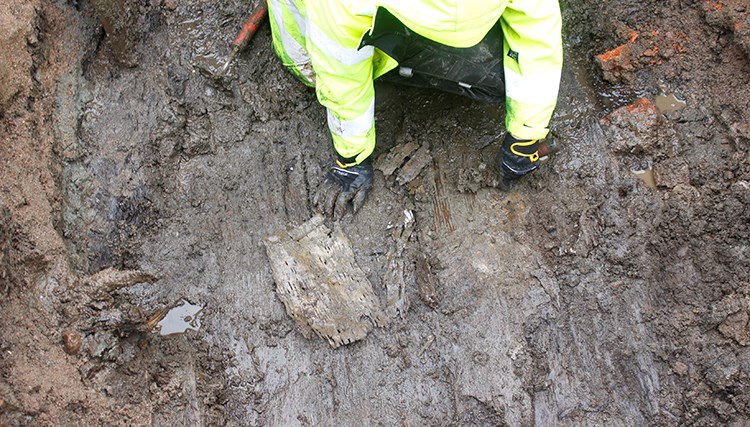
left=1, top=0, right=749, bottom=425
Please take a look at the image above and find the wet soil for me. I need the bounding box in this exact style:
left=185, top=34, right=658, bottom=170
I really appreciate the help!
left=1, top=0, right=749, bottom=425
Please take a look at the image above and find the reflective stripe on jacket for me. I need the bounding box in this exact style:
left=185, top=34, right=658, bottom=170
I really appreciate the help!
left=272, top=0, right=563, bottom=164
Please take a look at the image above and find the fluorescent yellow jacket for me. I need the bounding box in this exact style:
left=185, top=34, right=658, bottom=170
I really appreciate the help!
left=302, top=0, right=563, bottom=165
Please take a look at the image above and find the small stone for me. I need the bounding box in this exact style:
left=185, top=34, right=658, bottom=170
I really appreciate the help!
left=673, top=361, right=689, bottom=376
left=161, top=0, right=177, bottom=10
left=27, top=33, right=38, bottom=47
left=63, top=330, right=82, bottom=355
left=718, top=310, right=750, bottom=346
left=62, top=304, right=79, bottom=320
left=473, top=351, right=490, bottom=366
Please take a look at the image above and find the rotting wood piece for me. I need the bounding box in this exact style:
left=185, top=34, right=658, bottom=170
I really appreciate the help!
left=85, top=268, right=158, bottom=293
left=397, top=143, right=432, bottom=185
left=375, top=141, right=419, bottom=177
left=264, top=215, right=387, bottom=348
left=415, top=253, right=441, bottom=309
left=383, top=209, right=415, bottom=318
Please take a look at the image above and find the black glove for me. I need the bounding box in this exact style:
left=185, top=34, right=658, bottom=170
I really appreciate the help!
left=495, top=133, right=540, bottom=190
left=314, top=157, right=373, bottom=218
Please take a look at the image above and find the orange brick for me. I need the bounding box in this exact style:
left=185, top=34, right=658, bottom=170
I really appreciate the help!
left=643, top=46, right=660, bottom=57
left=597, top=44, right=631, bottom=64
left=624, top=97, right=657, bottom=115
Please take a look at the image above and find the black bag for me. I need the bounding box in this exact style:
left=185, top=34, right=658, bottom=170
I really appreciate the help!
left=360, top=7, right=505, bottom=103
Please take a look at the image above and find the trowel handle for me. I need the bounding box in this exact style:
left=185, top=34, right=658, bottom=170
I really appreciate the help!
left=231, top=3, right=268, bottom=50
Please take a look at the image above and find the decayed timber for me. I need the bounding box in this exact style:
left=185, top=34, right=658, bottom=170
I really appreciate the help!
left=264, top=215, right=387, bottom=348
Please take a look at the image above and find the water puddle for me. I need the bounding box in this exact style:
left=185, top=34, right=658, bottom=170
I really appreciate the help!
left=156, top=301, right=204, bottom=336
left=192, top=53, right=226, bottom=78
left=178, top=16, right=206, bottom=40
left=655, top=93, right=686, bottom=113
left=631, top=167, right=656, bottom=189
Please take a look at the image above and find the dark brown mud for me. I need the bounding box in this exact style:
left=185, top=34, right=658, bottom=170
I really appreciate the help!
left=1, top=0, right=749, bottom=425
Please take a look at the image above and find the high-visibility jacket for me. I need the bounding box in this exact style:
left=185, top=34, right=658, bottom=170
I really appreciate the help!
left=268, top=0, right=563, bottom=166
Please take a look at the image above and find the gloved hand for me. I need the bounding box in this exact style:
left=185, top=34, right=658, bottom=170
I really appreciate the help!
left=314, top=157, right=373, bottom=218
left=495, top=133, right=541, bottom=190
